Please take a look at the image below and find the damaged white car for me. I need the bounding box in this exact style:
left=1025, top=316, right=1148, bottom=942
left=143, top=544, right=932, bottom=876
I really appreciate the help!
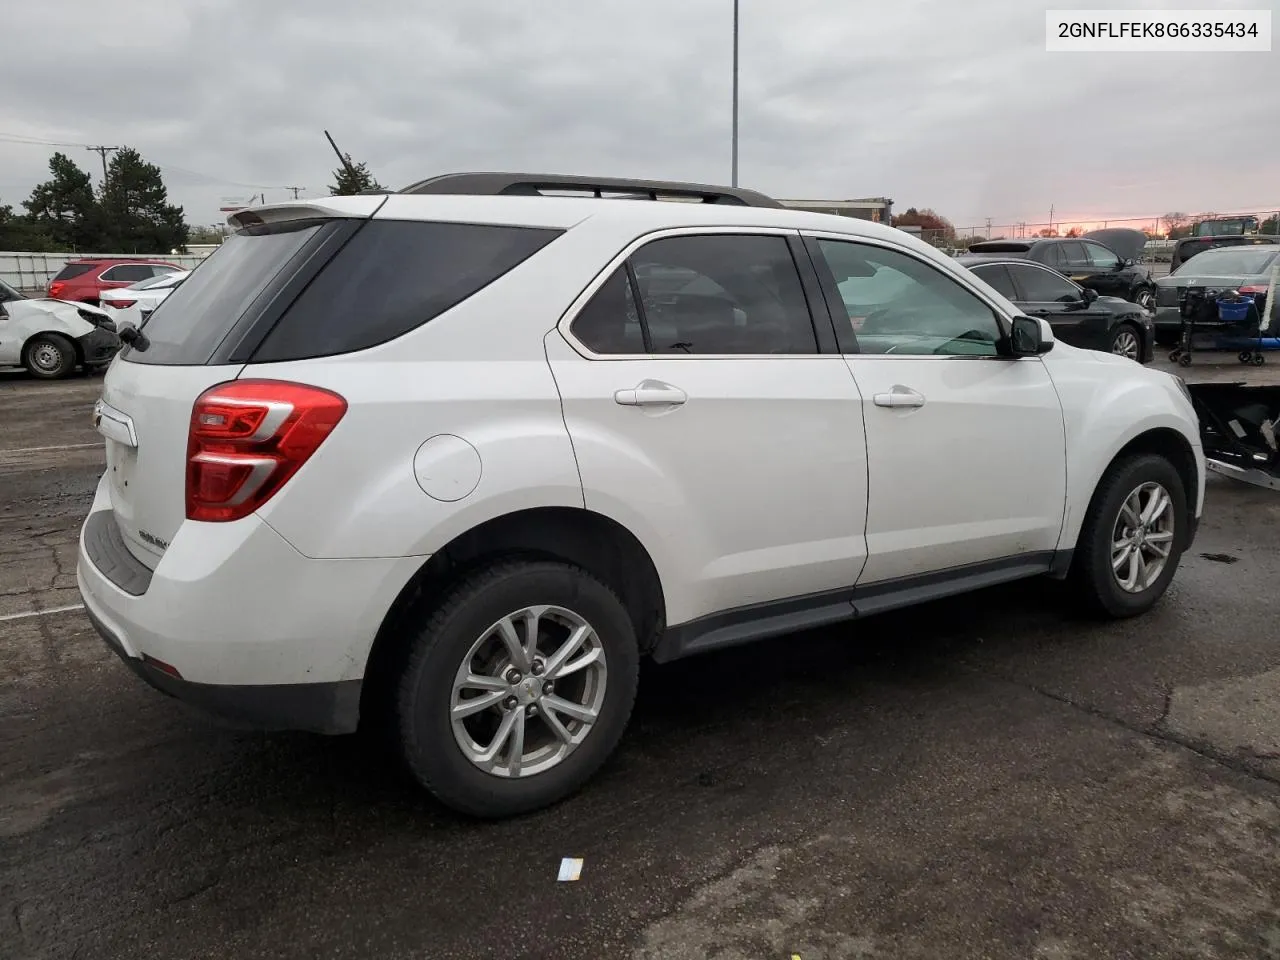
left=0, top=278, right=122, bottom=379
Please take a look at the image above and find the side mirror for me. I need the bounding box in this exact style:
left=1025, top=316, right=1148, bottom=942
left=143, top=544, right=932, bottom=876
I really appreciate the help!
left=1010, top=315, right=1054, bottom=357
left=1082, top=286, right=1099, bottom=304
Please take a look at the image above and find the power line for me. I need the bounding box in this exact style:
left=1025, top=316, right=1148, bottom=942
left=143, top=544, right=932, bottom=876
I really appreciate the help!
left=0, top=130, right=284, bottom=192
left=285, top=186, right=305, bottom=199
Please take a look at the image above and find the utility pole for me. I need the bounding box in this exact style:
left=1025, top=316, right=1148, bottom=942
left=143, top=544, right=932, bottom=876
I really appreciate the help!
left=285, top=186, right=305, bottom=200
left=1049, top=204, right=1055, bottom=234
left=86, top=145, right=119, bottom=182
left=731, top=0, right=739, bottom=187
left=985, top=217, right=992, bottom=238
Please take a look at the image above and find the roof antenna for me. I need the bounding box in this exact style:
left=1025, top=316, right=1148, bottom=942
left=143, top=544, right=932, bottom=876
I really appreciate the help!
left=323, top=129, right=360, bottom=182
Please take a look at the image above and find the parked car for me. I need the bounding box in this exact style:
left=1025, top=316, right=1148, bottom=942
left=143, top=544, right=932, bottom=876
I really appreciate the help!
left=1169, top=234, right=1280, bottom=273
left=46, top=258, right=183, bottom=306
left=959, top=257, right=1154, bottom=362
left=99, top=269, right=190, bottom=330
left=0, top=277, right=120, bottom=378
left=78, top=173, right=1204, bottom=819
left=1153, top=245, right=1280, bottom=344
left=965, top=229, right=1157, bottom=312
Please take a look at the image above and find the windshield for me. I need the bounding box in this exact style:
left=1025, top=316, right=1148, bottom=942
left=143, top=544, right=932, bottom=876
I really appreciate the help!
left=1174, top=247, right=1279, bottom=276
left=0, top=278, right=23, bottom=302
left=1195, top=217, right=1258, bottom=237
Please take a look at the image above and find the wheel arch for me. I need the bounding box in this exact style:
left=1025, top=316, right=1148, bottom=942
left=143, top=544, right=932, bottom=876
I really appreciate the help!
left=22, top=329, right=82, bottom=370
left=359, top=506, right=666, bottom=726
left=1069, top=425, right=1199, bottom=553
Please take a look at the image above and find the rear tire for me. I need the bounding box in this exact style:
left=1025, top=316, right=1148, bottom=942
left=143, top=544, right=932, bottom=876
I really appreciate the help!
left=395, top=560, right=639, bottom=818
left=1072, top=453, right=1187, bottom=618
left=23, top=333, right=77, bottom=379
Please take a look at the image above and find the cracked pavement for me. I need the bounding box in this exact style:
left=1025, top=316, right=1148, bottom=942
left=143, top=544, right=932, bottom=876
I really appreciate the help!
left=3, top=365, right=1280, bottom=960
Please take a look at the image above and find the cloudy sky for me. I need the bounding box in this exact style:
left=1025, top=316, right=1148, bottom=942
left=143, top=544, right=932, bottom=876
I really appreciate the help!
left=2, top=0, right=1276, bottom=234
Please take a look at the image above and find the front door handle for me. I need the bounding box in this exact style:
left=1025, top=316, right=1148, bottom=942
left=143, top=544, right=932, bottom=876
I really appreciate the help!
left=614, top=379, right=688, bottom=407
left=873, top=385, right=926, bottom=408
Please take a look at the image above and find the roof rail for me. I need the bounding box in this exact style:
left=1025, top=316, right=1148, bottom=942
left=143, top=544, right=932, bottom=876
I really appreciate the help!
left=396, top=172, right=783, bottom=208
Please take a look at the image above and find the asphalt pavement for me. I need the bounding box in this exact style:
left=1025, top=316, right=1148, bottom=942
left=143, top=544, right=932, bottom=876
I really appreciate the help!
left=3, top=367, right=1280, bottom=960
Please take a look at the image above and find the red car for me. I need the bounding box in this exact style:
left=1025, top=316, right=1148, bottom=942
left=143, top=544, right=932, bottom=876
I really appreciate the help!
left=46, top=258, right=183, bottom=306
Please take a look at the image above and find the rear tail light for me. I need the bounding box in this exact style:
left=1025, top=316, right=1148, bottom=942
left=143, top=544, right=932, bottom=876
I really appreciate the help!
left=1238, top=285, right=1269, bottom=296
left=108, top=299, right=137, bottom=309
left=186, top=380, right=347, bottom=522
left=48, top=281, right=66, bottom=298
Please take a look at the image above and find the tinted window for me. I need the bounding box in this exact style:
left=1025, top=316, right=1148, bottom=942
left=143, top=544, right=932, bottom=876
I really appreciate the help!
left=1174, top=247, right=1278, bottom=276
left=1059, top=242, right=1089, bottom=269
left=102, top=264, right=156, bottom=283
left=252, top=220, right=561, bottom=362
left=52, top=263, right=95, bottom=281
left=0, top=279, right=22, bottom=303
left=148, top=264, right=177, bottom=277
left=627, top=235, right=818, bottom=355
left=970, top=263, right=1017, bottom=300
left=1083, top=242, right=1119, bottom=270
left=571, top=268, right=647, bottom=354
left=128, top=220, right=324, bottom=365
left=1011, top=264, right=1080, bottom=303
left=816, top=239, right=1002, bottom=356
left=1042, top=244, right=1065, bottom=268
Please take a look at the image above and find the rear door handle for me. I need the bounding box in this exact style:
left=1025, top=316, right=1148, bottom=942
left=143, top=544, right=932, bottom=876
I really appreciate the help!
left=614, top=380, right=687, bottom=407
left=873, top=385, right=926, bottom=409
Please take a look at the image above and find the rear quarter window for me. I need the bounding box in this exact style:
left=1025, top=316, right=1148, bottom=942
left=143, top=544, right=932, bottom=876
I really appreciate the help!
left=249, top=219, right=562, bottom=363
left=52, top=263, right=96, bottom=281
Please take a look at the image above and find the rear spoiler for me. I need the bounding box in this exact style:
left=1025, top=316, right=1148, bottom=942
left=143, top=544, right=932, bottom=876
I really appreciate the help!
left=226, top=197, right=387, bottom=230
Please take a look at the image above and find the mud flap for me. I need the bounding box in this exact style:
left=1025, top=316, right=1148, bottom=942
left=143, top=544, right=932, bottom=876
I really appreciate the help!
left=1187, top=382, right=1280, bottom=491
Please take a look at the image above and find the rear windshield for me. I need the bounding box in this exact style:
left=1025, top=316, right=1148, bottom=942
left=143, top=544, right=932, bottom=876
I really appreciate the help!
left=128, top=221, right=324, bottom=365
left=1175, top=248, right=1279, bottom=276
left=967, top=242, right=1031, bottom=253
left=249, top=219, right=562, bottom=362
left=52, top=263, right=96, bottom=281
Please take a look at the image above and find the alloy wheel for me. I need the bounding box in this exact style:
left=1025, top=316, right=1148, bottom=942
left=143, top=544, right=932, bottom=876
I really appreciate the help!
left=450, top=604, right=608, bottom=778
left=1110, top=481, right=1175, bottom=593
left=1111, top=329, right=1140, bottom=361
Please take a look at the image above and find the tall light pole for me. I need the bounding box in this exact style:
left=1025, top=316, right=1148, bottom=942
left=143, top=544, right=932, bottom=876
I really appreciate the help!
left=731, top=0, right=739, bottom=186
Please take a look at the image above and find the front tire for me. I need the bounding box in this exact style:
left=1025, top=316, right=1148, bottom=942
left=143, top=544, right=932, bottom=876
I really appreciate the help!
left=1108, top=323, right=1142, bottom=361
left=23, top=333, right=77, bottom=379
left=1135, top=287, right=1156, bottom=313
left=1072, top=453, right=1187, bottom=618
left=396, top=560, right=639, bottom=818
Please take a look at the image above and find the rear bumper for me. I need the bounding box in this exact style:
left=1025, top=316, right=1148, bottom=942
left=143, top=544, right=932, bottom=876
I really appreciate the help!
left=76, top=476, right=424, bottom=734
left=85, top=600, right=362, bottom=734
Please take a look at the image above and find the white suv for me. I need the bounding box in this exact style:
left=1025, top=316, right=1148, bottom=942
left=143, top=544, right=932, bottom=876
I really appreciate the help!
left=77, top=174, right=1204, bottom=818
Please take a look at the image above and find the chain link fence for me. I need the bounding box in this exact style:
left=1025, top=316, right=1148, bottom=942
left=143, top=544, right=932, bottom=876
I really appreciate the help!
left=913, top=209, right=1280, bottom=262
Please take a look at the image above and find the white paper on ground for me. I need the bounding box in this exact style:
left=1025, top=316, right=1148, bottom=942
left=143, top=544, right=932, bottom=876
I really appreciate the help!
left=557, top=857, right=583, bottom=882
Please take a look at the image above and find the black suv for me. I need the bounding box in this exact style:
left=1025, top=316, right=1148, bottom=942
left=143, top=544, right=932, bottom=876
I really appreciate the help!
left=964, top=228, right=1156, bottom=312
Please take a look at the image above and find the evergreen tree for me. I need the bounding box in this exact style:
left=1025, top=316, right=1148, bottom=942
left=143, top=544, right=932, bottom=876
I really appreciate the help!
left=329, top=155, right=384, bottom=195
left=0, top=202, right=58, bottom=252
left=23, top=152, right=104, bottom=250
left=99, top=147, right=189, bottom=254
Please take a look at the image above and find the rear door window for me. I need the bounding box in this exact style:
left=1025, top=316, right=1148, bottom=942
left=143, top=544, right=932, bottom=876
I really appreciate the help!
left=250, top=220, right=562, bottom=362
left=52, top=263, right=96, bottom=281
left=626, top=234, right=819, bottom=354
left=101, top=264, right=157, bottom=283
